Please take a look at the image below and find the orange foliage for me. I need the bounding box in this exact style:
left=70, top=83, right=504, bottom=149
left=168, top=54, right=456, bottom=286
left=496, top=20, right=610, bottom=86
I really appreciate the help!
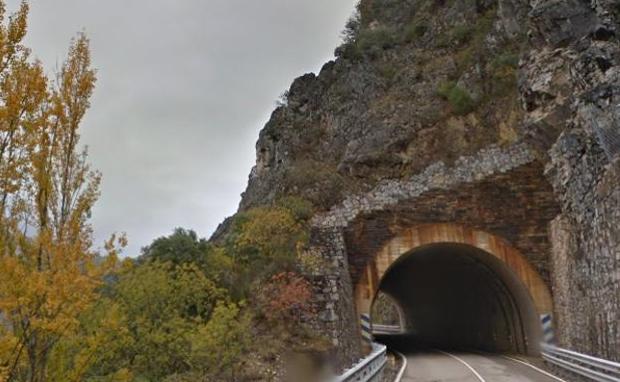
left=0, top=3, right=124, bottom=381
left=259, top=272, right=314, bottom=322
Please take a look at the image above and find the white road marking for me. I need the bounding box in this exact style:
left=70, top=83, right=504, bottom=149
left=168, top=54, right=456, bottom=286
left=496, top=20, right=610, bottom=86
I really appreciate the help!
left=393, top=350, right=407, bottom=382
left=436, top=350, right=486, bottom=382
left=501, top=355, right=569, bottom=382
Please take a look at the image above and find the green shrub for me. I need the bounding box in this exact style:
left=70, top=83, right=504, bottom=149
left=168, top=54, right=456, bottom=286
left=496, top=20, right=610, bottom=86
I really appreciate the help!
left=376, top=62, right=398, bottom=82
left=335, top=42, right=362, bottom=59
left=436, top=6, right=495, bottom=49
left=405, top=21, right=429, bottom=42
left=337, top=25, right=400, bottom=60
left=357, top=26, right=398, bottom=52
left=436, top=24, right=473, bottom=48
left=277, top=196, right=314, bottom=222
left=490, top=52, right=519, bottom=96
left=451, top=24, right=474, bottom=45
left=284, top=160, right=345, bottom=208
left=491, top=52, right=519, bottom=69
left=448, top=86, right=476, bottom=115
left=437, top=81, right=476, bottom=115
left=436, top=81, right=456, bottom=98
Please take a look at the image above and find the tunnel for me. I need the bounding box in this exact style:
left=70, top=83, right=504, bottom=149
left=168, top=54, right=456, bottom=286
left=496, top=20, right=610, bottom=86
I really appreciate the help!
left=373, top=243, right=543, bottom=355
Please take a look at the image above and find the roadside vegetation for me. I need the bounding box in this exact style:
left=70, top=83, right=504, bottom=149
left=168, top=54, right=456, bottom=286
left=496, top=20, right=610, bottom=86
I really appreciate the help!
left=0, top=2, right=322, bottom=381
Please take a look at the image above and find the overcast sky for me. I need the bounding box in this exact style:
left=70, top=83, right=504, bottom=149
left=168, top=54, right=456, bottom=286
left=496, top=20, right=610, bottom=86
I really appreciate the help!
left=9, top=0, right=357, bottom=256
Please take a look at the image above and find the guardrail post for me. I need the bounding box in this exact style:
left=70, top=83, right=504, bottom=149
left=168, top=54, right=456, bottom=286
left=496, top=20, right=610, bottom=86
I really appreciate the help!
left=540, top=313, right=555, bottom=344
left=361, top=313, right=372, bottom=344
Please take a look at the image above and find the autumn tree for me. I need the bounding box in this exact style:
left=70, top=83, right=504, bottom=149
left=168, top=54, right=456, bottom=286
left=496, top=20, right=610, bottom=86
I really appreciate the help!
left=140, top=228, right=210, bottom=265
left=189, top=302, right=252, bottom=381
left=233, top=207, right=306, bottom=264
left=255, top=272, right=313, bottom=325
left=94, top=261, right=223, bottom=381
left=0, top=3, right=124, bottom=381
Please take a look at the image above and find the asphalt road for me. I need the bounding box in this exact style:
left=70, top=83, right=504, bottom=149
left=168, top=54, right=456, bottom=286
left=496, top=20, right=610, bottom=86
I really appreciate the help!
left=400, top=351, right=567, bottom=382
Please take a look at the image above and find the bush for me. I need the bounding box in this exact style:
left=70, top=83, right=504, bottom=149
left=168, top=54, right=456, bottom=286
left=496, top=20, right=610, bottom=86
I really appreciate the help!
left=189, top=302, right=252, bottom=380
left=336, top=26, right=399, bottom=60
left=491, top=52, right=519, bottom=69
left=256, top=272, right=313, bottom=324
left=284, top=160, right=345, bottom=208
left=341, top=9, right=361, bottom=45
left=277, top=196, right=314, bottom=222
left=358, top=27, right=398, bottom=51
left=232, top=206, right=307, bottom=271
left=436, top=24, right=475, bottom=48
left=82, top=261, right=225, bottom=381
left=436, top=7, right=495, bottom=50
left=376, top=62, right=398, bottom=83
left=448, top=87, right=475, bottom=115
left=405, top=21, right=429, bottom=42
left=451, top=24, right=474, bottom=45
left=490, top=52, right=519, bottom=96
left=436, top=81, right=455, bottom=98
left=437, top=81, right=476, bottom=115
left=140, top=228, right=210, bottom=265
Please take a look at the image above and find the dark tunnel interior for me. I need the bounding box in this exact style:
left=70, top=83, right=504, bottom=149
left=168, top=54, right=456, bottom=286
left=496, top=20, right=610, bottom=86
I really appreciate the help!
left=375, top=243, right=541, bottom=355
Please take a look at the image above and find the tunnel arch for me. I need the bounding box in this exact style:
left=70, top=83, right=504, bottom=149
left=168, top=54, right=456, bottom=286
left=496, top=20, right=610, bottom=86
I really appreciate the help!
left=354, top=223, right=553, bottom=355
left=370, top=291, right=406, bottom=329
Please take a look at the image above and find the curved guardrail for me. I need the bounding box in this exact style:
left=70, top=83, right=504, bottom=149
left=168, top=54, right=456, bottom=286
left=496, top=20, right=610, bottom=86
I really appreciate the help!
left=541, top=343, right=620, bottom=382
left=334, top=343, right=387, bottom=382
left=371, top=324, right=403, bottom=335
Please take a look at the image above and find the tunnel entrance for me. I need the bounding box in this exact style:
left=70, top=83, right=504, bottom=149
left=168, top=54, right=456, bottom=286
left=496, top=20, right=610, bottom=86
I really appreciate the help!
left=354, top=224, right=554, bottom=356
left=374, top=243, right=542, bottom=355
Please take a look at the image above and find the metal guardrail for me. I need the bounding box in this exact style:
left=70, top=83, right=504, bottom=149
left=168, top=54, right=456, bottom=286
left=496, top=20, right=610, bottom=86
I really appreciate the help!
left=371, top=324, right=403, bottom=335
left=334, top=343, right=387, bottom=382
left=541, top=344, right=620, bottom=382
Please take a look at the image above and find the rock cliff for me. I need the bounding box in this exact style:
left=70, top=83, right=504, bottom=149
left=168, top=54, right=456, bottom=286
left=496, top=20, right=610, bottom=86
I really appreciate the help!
left=226, top=0, right=620, bottom=367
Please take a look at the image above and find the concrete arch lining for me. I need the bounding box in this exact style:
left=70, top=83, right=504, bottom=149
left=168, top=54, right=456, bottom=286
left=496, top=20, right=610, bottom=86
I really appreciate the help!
left=356, top=223, right=553, bottom=315
left=354, top=223, right=554, bottom=355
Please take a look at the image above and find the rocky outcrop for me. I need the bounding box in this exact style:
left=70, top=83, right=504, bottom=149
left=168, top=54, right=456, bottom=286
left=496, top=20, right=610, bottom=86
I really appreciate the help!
left=521, top=0, right=620, bottom=361
left=238, top=0, right=531, bottom=212
left=226, top=0, right=620, bottom=369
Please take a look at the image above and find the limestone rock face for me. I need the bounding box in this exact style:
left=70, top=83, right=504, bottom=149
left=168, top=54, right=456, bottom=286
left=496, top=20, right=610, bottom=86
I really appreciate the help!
left=237, top=0, right=532, bottom=212
left=221, top=0, right=620, bottom=367
left=522, top=0, right=620, bottom=361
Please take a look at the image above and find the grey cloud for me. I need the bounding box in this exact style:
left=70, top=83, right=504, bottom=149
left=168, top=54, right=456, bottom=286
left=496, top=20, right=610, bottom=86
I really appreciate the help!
left=9, top=0, right=358, bottom=256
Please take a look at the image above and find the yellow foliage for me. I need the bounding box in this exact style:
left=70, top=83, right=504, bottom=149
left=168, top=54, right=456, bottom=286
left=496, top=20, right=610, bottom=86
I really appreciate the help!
left=234, top=206, right=307, bottom=261
left=189, top=302, right=252, bottom=379
left=0, top=2, right=124, bottom=381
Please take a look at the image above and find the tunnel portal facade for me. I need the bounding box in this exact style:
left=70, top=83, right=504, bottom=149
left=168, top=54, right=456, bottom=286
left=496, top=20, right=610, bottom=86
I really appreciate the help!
left=306, top=145, right=565, bottom=367
left=358, top=224, right=552, bottom=355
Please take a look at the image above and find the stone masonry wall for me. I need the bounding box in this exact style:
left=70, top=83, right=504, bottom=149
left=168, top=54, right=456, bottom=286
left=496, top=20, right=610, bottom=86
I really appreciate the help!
left=306, top=142, right=554, bottom=370
left=344, top=162, right=560, bottom=288
left=305, top=228, right=361, bottom=369
left=311, top=143, right=535, bottom=230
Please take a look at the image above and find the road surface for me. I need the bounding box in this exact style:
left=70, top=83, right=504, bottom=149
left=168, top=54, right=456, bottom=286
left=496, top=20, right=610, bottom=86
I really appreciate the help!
left=399, top=351, right=567, bottom=382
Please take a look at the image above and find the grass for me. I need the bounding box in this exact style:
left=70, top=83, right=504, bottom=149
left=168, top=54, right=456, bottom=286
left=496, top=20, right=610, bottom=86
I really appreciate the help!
left=437, top=81, right=476, bottom=115
left=491, top=52, right=519, bottom=69
left=405, top=21, right=429, bottom=42
left=358, top=26, right=399, bottom=51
